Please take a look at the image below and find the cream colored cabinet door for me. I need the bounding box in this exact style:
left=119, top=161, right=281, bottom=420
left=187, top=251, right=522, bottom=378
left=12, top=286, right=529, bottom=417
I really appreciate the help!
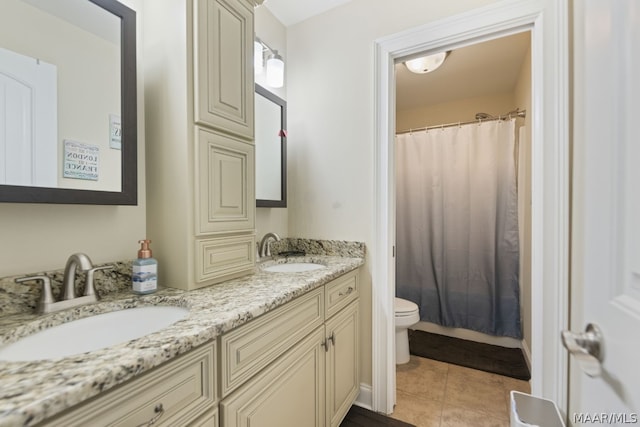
left=194, top=0, right=254, bottom=140
left=220, top=327, right=326, bottom=427
left=325, top=300, right=360, bottom=427
left=196, top=127, right=255, bottom=235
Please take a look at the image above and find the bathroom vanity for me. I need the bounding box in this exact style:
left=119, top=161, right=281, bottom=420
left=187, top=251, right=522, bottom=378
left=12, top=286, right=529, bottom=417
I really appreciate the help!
left=0, top=0, right=362, bottom=424
left=0, top=253, right=363, bottom=427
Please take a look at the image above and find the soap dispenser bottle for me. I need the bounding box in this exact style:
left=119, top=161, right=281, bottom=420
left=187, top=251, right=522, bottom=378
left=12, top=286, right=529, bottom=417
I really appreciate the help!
left=132, top=239, right=158, bottom=294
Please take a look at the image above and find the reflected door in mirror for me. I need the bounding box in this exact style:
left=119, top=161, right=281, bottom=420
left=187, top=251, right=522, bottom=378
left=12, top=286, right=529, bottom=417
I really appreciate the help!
left=0, top=47, right=57, bottom=187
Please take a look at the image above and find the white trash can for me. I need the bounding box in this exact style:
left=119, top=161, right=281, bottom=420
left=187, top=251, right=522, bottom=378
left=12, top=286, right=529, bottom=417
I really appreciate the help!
left=510, top=391, right=565, bottom=427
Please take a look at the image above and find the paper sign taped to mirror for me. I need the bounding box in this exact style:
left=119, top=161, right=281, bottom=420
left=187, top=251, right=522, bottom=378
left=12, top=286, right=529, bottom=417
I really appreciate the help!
left=63, top=140, right=99, bottom=181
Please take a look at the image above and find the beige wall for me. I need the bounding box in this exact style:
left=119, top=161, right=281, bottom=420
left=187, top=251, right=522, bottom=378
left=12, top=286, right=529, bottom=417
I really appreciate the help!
left=255, top=5, right=289, bottom=241
left=0, top=0, right=146, bottom=277
left=286, top=0, right=499, bottom=388
left=396, top=92, right=515, bottom=131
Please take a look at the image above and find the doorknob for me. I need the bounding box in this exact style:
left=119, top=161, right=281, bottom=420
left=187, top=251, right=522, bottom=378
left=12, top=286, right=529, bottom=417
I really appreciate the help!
left=561, top=323, right=603, bottom=378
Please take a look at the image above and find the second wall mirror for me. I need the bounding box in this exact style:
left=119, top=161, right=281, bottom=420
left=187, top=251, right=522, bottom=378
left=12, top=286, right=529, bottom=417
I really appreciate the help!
left=255, top=84, right=287, bottom=208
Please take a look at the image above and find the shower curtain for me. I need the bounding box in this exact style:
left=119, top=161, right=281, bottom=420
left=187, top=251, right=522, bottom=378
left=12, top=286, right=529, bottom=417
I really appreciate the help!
left=395, top=119, right=522, bottom=338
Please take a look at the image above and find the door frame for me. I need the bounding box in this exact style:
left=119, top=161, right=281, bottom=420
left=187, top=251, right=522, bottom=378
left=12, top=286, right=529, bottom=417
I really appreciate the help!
left=371, top=0, right=570, bottom=415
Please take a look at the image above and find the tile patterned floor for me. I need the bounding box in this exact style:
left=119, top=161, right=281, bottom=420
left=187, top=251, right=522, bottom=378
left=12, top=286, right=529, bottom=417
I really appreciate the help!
left=391, top=355, right=531, bottom=427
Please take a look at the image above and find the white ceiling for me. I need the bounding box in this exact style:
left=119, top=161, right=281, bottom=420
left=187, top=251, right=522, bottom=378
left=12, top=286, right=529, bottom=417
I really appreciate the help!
left=263, top=0, right=352, bottom=27
left=396, top=32, right=531, bottom=111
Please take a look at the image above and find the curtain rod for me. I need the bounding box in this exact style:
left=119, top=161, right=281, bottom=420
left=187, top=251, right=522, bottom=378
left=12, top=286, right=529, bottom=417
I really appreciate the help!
left=396, top=109, right=526, bottom=135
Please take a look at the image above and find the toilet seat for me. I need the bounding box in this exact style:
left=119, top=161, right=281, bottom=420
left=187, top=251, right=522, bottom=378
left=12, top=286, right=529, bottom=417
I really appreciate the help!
left=395, top=297, right=419, bottom=316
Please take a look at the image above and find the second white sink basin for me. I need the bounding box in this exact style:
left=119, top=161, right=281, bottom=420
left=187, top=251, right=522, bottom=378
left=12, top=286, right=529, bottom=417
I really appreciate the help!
left=263, top=262, right=326, bottom=273
left=0, top=306, right=189, bottom=362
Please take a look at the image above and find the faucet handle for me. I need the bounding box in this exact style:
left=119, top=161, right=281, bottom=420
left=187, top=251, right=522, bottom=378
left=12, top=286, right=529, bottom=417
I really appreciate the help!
left=85, top=265, right=114, bottom=297
left=15, top=275, right=55, bottom=312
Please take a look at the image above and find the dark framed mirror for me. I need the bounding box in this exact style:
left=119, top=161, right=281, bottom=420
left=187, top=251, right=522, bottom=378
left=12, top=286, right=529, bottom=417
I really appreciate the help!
left=0, top=0, right=137, bottom=205
left=255, top=84, right=286, bottom=208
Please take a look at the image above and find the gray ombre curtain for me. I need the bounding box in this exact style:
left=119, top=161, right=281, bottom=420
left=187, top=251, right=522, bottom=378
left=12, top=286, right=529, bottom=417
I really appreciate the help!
left=395, top=119, right=522, bottom=338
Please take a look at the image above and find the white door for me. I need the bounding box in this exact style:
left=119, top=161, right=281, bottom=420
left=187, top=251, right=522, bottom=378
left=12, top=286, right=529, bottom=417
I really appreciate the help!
left=0, top=47, right=57, bottom=187
left=569, top=0, right=640, bottom=423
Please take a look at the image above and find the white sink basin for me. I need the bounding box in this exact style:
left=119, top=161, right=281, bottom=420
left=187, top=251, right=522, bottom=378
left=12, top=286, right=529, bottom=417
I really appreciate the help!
left=263, top=262, right=326, bottom=273
left=0, top=306, right=189, bottom=362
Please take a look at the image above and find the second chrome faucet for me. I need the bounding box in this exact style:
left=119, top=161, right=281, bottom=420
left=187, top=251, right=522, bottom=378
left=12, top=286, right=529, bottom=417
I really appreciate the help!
left=258, top=232, right=280, bottom=259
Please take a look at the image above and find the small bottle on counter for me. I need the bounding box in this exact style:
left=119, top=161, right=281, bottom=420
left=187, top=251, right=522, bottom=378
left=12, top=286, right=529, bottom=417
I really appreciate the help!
left=132, top=239, right=158, bottom=294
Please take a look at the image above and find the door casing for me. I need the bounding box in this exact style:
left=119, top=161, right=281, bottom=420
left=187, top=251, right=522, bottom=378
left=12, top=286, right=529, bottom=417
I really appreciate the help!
left=372, top=0, right=570, bottom=415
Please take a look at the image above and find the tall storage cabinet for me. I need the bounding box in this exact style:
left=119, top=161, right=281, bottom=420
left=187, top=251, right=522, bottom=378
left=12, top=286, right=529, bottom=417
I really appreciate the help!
left=144, top=0, right=256, bottom=290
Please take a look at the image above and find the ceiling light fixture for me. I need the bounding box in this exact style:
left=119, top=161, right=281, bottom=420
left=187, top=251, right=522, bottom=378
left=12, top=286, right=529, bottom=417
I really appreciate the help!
left=404, top=51, right=450, bottom=74
left=255, top=37, right=284, bottom=88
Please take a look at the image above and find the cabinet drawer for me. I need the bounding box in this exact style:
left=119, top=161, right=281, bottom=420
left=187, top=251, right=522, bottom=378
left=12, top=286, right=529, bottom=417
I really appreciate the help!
left=43, top=343, right=216, bottom=427
left=220, top=287, right=325, bottom=397
left=325, top=269, right=359, bottom=319
left=196, top=235, right=255, bottom=283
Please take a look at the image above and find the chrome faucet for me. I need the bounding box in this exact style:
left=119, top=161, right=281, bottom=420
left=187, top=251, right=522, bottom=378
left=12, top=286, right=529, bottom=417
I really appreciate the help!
left=258, top=232, right=281, bottom=258
left=62, top=253, right=94, bottom=300
left=15, top=253, right=113, bottom=314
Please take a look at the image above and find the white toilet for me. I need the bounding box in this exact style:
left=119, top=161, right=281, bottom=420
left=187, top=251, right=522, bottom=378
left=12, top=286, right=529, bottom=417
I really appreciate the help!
left=394, top=297, right=420, bottom=364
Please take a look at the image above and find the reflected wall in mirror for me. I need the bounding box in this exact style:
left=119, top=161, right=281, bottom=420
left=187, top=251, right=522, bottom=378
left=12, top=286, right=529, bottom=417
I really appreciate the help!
left=255, top=84, right=286, bottom=208
left=0, top=0, right=137, bottom=204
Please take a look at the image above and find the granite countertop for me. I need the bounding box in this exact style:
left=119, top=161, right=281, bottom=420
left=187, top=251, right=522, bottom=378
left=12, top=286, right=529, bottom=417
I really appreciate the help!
left=0, top=255, right=364, bottom=426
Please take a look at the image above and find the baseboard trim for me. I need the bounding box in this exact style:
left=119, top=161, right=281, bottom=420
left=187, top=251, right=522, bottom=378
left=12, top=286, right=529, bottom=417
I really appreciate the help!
left=354, top=383, right=373, bottom=410
left=521, top=338, right=532, bottom=374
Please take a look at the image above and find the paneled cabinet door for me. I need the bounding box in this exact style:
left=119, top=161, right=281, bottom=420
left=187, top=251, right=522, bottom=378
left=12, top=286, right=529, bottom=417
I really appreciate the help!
left=194, top=0, right=254, bottom=140
left=325, top=300, right=360, bottom=427
left=220, top=327, right=326, bottom=427
left=196, top=127, right=255, bottom=235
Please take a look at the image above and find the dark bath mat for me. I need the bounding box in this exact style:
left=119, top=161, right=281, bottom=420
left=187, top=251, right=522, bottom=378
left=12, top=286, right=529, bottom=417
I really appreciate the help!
left=409, top=329, right=531, bottom=381
left=340, top=405, right=416, bottom=427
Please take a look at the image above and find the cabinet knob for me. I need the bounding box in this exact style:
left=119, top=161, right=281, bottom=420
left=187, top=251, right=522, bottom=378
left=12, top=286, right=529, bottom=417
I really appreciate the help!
left=338, top=286, right=354, bottom=297
left=328, top=332, right=336, bottom=346
left=136, top=403, right=165, bottom=426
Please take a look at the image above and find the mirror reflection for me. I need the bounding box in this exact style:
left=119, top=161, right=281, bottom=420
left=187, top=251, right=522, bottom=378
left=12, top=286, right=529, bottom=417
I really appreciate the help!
left=0, top=0, right=122, bottom=192
left=255, top=84, right=287, bottom=208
